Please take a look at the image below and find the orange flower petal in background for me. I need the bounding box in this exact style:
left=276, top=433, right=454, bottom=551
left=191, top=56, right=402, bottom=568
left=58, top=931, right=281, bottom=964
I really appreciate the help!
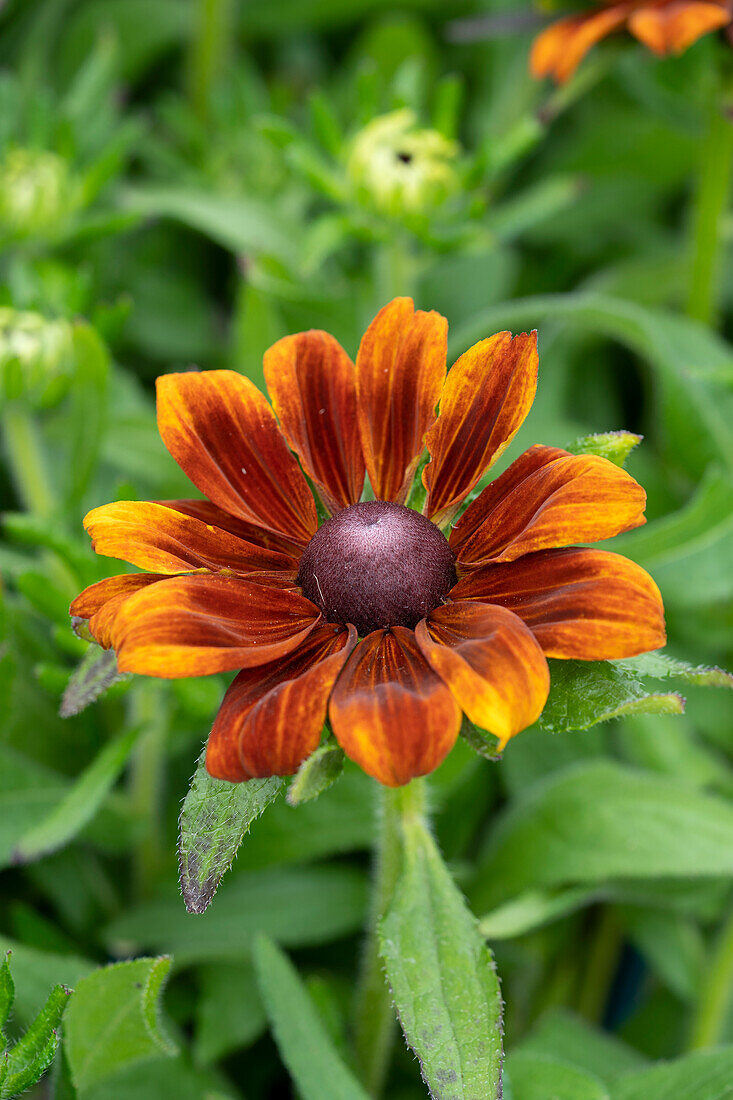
left=329, top=626, right=461, bottom=786
left=156, top=370, right=317, bottom=545
left=70, top=573, right=165, bottom=649
left=158, top=499, right=304, bottom=563
left=355, top=297, right=447, bottom=504
left=264, top=330, right=365, bottom=514
left=416, top=601, right=550, bottom=751
left=628, top=0, right=730, bottom=54
left=108, top=574, right=321, bottom=678
left=206, top=623, right=357, bottom=782
left=83, top=501, right=296, bottom=575
left=451, top=446, right=647, bottom=568
left=452, top=547, right=666, bottom=660
left=529, top=3, right=631, bottom=83
left=424, top=331, right=538, bottom=527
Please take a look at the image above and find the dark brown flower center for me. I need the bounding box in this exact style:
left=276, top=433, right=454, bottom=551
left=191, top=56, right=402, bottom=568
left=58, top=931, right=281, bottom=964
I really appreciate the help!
left=297, top=501, right=456, bottom=636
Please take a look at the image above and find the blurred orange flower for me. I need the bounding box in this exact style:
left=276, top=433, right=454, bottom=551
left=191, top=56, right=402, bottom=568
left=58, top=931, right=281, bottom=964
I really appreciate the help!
left=530, top=0, right=732, bottom=83
left=71, top=299, right=665, bottom=787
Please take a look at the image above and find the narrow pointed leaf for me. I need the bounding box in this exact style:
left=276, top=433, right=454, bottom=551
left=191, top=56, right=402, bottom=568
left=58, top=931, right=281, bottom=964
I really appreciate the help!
left=287, top=743, right=344, bottom=806
left=178, top=749, right=283, bottom=914
left=3, top=983, right=69, bottom=1097
left=59, top=646, right=129, bottom=718
left=2, top=1028, right=60, bottom=1099
left=568, top=431, right=642, bottom=467
left=0, top=955, right=13, bottom=1036
left=380, top=818, right=503, bottom=1100
left=253, top=935, right=370, bottom=1100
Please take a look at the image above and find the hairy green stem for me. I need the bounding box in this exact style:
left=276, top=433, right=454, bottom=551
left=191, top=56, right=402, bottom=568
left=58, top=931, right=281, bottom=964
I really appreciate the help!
left=576, top=907, right=622, bottom=1024
left=354, top=779, right=427, bottom=1096
left=127, top=683, right=169, bottom=900
left=687, top=103, right=733, bottom=326
left=188, top=0, right=233, bottom=119
left=2, top=406, right=56, bottom=517
left=688, top=903, right=733, bottom=1050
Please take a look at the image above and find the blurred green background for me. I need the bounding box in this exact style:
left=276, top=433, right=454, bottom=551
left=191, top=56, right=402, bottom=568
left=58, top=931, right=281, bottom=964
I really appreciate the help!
left=1, top=1, right=733, bottom=1098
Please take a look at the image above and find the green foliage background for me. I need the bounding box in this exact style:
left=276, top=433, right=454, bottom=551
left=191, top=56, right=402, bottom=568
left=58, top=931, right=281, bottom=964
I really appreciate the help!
left=0, top=1, right=732, bottom=1097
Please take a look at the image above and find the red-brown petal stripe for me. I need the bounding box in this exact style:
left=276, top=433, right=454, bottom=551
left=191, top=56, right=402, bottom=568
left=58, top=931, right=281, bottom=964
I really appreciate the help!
left=158, top=500, right=304, bottom=563
left=206, top=623, right=357, bottom=782
left=356, top=297, right=447, bottom=504
left=424, top=331, right=538, bottom=526
left=451, top=547, right=666, bottom=660
left=264, top=330, right=365, bottom=514
left=329, top=627, right=461, bottom=787
left=109, top=574, right=321, bottom=678
left=156, top=370, right=317, bottom=544
left=416, top=601, right=550, bottom=751
left=70, top=573, right=165, bottom=649
left=451, top=445, right=646, bottom=568
left=530, top=5, right=631, bottom=83
left=628, top=1, right=730, bottom=55
left=83, top=501, right=296, bottom=575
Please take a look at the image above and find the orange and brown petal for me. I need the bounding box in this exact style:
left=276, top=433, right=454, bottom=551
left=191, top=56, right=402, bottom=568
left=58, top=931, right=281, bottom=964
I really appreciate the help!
left=329, top=627, right=461, bottom=787
left=83, top=501, right=296, bottom=576
left=206, top=623, right=357, bottom=782
left=70, top=573, right=165, bottom=649
left=264, top=330, right=365, bottom=515
left=157, top=499, right=304, bottom=564
left=530, top=3, right=631, bottom=83
left=156, top=370, right=317, bottom=545
left=628, top=0, right=730, bottom=54
left=107, top=574, right=321, bottom=678
left=415, top=601, right=550, bottom=751
left=424, top=331, right=538, bottom=527
left=451, top=445, right=647, bottom=569
left=356, top=297, right=447, bottom=505
left=452, top=547, right=666, bottom=660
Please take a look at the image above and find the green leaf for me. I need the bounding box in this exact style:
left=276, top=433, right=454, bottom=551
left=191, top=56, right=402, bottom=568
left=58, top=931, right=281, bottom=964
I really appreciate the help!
left=518, top=1009, right=647, bottom=1086
left=106, top=866, right=368, bottom=966
left=506, top=1053, right=609, bottom=1100
left=620, top=907, right=703, bottom=1001
left=253, top=935, right=370, bottom=1100
left=64, top=957, right=176, bottom=1093
left=178, top=749, right=283, bottom=914
left=194, top=962, right=266, bottom=1066
left=618, top=652, right=733, bottom=689
left=540, top=659, right=685, bottom=734
left=0, top=954, right=13, bottom=1039
left=0, top=938, right=92, bottom=1026
left=380, top=817, right=503, bottom=1100
left=473, top=761, right=733, bottom=912
left=13, top=726, right=140, bottom=864
left=479, top=886, right=601, bottom=940
left=611, top=1048, right=733, bottom=1100
left=287, top=743, right=344, bottom=806
left=2, top=984, right=70, bottom=1099
left=568, top=431, right=642, bottom=467
left=59, top=647, right=130, bottom=719
left=65, top=323, right=110, bottom=510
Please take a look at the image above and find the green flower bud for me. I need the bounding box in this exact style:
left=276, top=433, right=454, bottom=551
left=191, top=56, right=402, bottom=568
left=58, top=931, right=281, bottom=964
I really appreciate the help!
left=0, top=309, right=74, bottom=409
left=347, top=109, right=459, bottom=218
left=0, top=148, right=80, bottom=240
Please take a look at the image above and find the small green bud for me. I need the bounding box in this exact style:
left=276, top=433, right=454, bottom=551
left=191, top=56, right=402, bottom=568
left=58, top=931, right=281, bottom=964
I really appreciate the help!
left=347, top=109, right=459, bottom=218
left=0, top=148, right=80, bottom=240
left=0, top=309, right=74, bottom=410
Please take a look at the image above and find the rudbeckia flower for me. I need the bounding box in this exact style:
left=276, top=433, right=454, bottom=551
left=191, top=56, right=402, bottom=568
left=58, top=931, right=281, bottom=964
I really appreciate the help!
left=71, top=298, right=665, bottom=787
left=530, top=0, right=732, bottom=83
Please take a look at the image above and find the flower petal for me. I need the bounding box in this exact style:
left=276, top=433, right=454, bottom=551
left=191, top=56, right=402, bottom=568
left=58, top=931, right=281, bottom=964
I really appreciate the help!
left=109, top=574, right=321, bottom=678
left=424, top=331, right=538, bottom=526
left=83, top=501, right=297, bottom=575
left=206, top=623, right=357, bottom=782
left=529, top=5, right=630, bottom=83
left=415, top=601, right=550, bottom=751
left=628, top=1, right=729, bottom=54
left=264, top=330, right=365, bottom=514
left=329, top=627, right=461, bottom=786
left=356, top=297, right=447, bottom=504
left=451, top=547, right=666, bottom=659
left=157, top=499, right=304, bottom=562
left=450, top=445, right=647, bottom=568
left=70, top=574, right=164, bottom=649
left=156, top=370, right=317, bottom=544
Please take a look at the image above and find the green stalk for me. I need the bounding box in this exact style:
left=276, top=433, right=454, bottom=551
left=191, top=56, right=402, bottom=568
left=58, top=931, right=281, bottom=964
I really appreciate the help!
left=187, top=0, right=233, bottom=119
left=127, top=682, right=169, bottom=900
left=688, top=903, right=733, bottom=1050
left=576, top=907, right=622, bottom=1024
left=686, top=103, right=733, bottom=326
left=353, top=779, right=427, bottom=1096
left=2, top=405, right=56, bottom=517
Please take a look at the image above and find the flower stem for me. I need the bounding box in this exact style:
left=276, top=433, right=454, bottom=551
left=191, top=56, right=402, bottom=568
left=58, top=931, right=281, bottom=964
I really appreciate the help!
left=187, top=0, right=233, bottom=119
left=686, top=102, right=733, bottom=327
left=576, top=906, right=622, bottom=1024
left=2, top=405, right=56, bottom=517
left=353, top=779, right=427, bottom=1096
left=127, top=682, right=169, bottom=900
left=688, top=903, right=733, bottom=1050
